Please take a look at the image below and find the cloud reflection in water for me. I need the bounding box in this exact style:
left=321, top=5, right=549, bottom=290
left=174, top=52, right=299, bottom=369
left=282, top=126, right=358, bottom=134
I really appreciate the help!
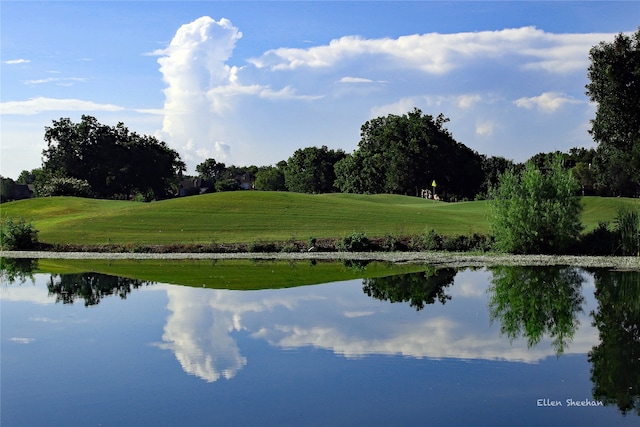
left=156, top=269, right=599, bottom=382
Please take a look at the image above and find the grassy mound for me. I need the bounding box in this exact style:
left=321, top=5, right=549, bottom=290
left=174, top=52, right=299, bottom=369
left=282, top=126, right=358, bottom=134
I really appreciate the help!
left=1, top=193, right=637, bottom=247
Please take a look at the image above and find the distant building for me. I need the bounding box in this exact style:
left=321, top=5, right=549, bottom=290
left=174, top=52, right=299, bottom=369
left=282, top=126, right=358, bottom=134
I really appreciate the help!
left=178, top=173, right=255, bottom=196
left=14, top=184, right=34, bottom=200
left=178, top=178, right=210, bottom=196
left=235, top=173, right=255, bottom=190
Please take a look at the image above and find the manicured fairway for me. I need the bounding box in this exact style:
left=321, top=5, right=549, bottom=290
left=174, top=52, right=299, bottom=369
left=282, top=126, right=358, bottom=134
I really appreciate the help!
left=1, top=193, right=637, bottom=246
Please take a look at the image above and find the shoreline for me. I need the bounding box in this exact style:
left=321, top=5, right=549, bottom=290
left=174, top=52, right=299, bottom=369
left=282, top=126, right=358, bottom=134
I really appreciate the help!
left=2, top=251, right=639, bottom=269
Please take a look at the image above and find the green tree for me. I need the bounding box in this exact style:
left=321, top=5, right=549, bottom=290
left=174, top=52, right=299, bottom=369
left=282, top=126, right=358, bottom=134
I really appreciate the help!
left=567, top=147, right=596, bottom=165
left=254, top=165, right=286, bottom=191
left=479, top=155, right=516, bottom=198
left=1, top=218, right=39, bottom=250
left=215, top=178, right=240, bottom=192
left=335, top=108, right=484, bottom=199
left=592, top=147, right=636, bottom=196
left=284, top=146, right=345, bottom=193
left=588, top=269, right=640, bottom=415
left=127, top=135, right=185, bottom=199
left=362, top=267, right=456, bottom=311
left=334, top=151, right=385, bottom=194
left=0, top=176, right=16, bottom=202
left=42, top=115, right=185, bottom=199
left=585, top=29, right=640, bottom=196
left=16, top=168, right=49, bottom=197
left=571, top=162, right=595, bottom=196
left=17, top=169, right=38, bottom=184
left=488, top=266, right=585, bottom=354
left=196, top=158, right=227, bottom=185
left=47, top=273, right=151, bottom=307
left=527, top=151, right=568, bottom=171
left=489, top=155, right=583, bottom=254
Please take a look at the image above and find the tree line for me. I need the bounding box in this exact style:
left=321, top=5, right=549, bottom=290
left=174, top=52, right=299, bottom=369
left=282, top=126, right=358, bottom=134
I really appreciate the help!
left=1, top=29, right=638, bottom=202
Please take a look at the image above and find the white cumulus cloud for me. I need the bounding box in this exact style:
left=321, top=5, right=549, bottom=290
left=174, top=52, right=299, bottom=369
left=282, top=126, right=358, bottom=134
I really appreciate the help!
left=457, top=94, right=482, bottom=109
left=23, top=77, right=89, bottom=86
left=249, top=27, right=612, bottom=75
left=0, top=97, right=125, bottom=115
left=154, top=16, right=321, bottom=169
left=338, top=76, right=386, bottom=84
left=4, top=59, right=30, bottom=64
left=514, top=92, right=583, bottom=113
left=154, top=16, right=243, bottom=166
left=10, top=337, right=35, bottom=344
left=475, top=120, right=495, bottom=137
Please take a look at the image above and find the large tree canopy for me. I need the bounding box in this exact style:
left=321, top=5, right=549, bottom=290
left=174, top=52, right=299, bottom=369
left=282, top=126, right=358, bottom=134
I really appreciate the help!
left=334, top=108, right=484, bottom=199
left=42, top=115, right=185, bottom=199
left=586, top=29, right=640, bottom=196
left=254, top=165, right=287, bottom=191
left=284, top=146, right=345, bottom=193
left=196, top=158, right=227, bottom=184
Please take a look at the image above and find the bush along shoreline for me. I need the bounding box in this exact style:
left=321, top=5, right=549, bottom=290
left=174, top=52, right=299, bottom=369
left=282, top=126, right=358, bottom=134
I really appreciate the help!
left=2, top=228, right=636, bottom=257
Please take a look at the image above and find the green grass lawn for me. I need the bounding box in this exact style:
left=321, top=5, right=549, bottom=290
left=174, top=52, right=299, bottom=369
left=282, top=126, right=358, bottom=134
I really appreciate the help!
left=34, top=258, right=432, bottom=289
left=1, top=192, right=638, bottom=246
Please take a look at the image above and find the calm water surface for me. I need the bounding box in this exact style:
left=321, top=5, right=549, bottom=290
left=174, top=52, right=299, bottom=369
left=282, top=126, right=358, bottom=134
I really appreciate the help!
left=1, top=263, right=638, bottom=426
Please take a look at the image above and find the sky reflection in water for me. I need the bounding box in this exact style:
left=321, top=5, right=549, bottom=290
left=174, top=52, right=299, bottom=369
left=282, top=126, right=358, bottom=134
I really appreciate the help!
left=1, top=265, right=637, bottom=426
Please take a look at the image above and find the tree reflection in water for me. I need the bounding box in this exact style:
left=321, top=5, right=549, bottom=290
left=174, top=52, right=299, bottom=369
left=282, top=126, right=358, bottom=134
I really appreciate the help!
left=3, top=258, right=639, bottom=416
left=47, top=273, right=153, bottom=306
left=362, top=267, right=456, bottom=310
left=0, top=257, right=38, bottom=284
left=588, top=269, right=640, bottom=416
left=487, top=266, right=585, bottom=355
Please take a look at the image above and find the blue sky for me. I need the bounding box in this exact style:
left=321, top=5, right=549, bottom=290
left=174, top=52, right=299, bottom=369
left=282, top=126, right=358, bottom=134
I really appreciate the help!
left=1, top=1, right=638, bottom=178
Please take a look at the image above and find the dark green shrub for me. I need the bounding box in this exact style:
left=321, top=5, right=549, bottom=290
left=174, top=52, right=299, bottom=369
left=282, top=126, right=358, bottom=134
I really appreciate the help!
left=280, top=237, right=299, bottom=253
left=215, top=178, right=240, bottom=192
left=615, top=207, right=640, bottom=256
left=473, top=234, right=495, bottom=252
left=421, top=229, right=442, bottom=251
left=440, top=233, right=494, bottom=252
left=338, top=232, right=373, bottom=252
left=1, top=218, right=39, bottom=250
left=132, top=191, right=157, bottom=202
left=573, top=222, right=616, bottom=255
left=489, top=156, right=583, bottom=254
left=248, top=240, right=277, bottom=253
left=407, top=235, right=424, bottom=251
left=382, top=234, right=401, bottom=252
left=129, top=244, right=151, bottom=253
left=441, top=235, right=466, bottom=252
left=408, top=230, right=492, bottom=252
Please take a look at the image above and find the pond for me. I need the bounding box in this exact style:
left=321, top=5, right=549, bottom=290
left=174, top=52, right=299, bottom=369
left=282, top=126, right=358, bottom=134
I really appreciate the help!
left=1, top=260, right=639, bottom=426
